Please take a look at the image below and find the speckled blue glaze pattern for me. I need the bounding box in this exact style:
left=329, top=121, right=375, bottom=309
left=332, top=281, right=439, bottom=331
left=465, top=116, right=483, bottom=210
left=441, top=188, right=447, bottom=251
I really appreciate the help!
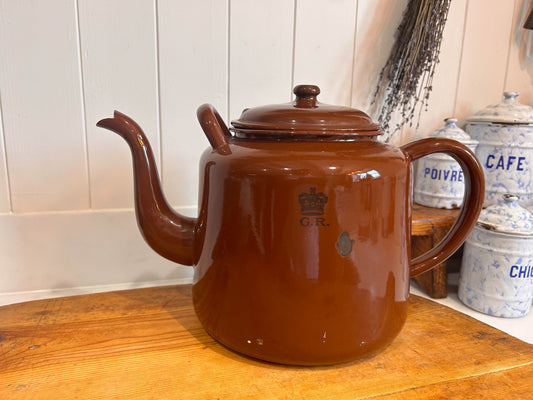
left=467, top=92, right=533, bottom=208
left=415, top=119, right=478, bottom=209
left=476, top=194, right=533, bottom=234
left=468, top=92, right=533, bottom=124
left=459, top=195, right=533, bottom=317
left=467, top=123, right=533, bottom=207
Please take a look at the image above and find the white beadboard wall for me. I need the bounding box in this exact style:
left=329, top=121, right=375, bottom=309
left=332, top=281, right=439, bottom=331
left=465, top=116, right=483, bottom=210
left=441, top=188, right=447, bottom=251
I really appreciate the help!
left=0, top=0, right=532, bottom=305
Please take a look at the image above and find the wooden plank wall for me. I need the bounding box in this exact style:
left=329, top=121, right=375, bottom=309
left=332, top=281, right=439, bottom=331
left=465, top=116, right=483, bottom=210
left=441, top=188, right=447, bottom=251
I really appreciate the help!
left=0, top=0, right=531, bottom=303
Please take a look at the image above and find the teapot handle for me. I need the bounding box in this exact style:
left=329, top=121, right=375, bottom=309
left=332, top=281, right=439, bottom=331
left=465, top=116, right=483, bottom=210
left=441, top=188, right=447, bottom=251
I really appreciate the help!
left=401, top=138, right=485, bottom=277
left=197, top=104, right=232, bottom=154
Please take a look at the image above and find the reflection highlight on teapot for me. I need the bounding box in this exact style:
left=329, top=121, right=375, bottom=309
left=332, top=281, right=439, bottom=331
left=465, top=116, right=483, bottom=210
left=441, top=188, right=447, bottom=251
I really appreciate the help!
left=348, top=169, right=381, bottom=181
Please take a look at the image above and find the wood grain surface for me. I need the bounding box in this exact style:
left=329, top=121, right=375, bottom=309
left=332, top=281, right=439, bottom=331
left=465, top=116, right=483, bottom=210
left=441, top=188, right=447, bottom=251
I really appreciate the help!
left=411, top=203, right=459, bottom=237
left=1, top=284, right=532, bottom=399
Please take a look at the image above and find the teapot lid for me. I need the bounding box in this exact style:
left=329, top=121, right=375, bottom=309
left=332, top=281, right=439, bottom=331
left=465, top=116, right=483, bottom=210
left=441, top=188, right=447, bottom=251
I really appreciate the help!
left=429, top=118, right=477, bottom=145
left=477, top=194, right=533, bottom=236
left=230, top=84, right=381, bottom=137
left=467, top=92, right=533, bottom=124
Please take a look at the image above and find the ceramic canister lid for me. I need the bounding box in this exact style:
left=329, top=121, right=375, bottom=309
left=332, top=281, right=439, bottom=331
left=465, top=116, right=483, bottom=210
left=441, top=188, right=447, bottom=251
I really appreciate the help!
left=467, top=92, right=533, bottom=124
left=230, top=84, right=382, bottom=137
left=477, top=194, right=533, bottom=236
left=429, top=118, right=478, bottom=145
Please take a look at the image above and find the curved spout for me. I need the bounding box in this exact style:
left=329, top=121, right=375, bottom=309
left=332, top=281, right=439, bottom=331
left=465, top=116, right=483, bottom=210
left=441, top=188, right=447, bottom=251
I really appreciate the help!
left=97, top=111, right=196, bottom=266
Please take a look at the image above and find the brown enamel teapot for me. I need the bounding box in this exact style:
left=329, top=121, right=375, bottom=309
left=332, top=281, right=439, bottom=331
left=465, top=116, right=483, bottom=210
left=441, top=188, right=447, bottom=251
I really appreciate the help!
left=97, top=85, right=485, bottom=365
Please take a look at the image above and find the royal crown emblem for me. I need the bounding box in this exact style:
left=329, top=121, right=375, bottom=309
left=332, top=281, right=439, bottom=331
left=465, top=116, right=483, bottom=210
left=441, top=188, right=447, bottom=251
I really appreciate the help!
left=299, top=187, right=328, bottom=216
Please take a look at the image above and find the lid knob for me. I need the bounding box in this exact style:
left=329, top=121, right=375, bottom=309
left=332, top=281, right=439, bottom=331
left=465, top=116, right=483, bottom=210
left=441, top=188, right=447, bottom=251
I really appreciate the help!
left=503, top=91, right=518, bottom=102
left=293, top=84, right=320, bottom=108
left=444, top=118, right=458, bottom=127
left=502, top=193, right=520, bottom=203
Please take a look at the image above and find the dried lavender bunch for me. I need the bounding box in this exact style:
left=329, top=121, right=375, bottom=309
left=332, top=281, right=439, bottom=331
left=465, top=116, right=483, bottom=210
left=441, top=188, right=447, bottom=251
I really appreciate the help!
left=372, top=0, right=451, bottom=141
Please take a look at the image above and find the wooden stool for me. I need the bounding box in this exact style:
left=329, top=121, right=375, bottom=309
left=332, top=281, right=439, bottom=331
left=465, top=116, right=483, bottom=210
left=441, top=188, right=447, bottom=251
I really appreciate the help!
left=411, top=204, right=460, bottom=298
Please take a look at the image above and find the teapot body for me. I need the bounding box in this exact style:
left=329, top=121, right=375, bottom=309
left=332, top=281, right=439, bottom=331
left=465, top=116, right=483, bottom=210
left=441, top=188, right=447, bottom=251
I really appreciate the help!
left=97, top=85, right=484, bottom=366
left=193, top=137, right=412, bottom=365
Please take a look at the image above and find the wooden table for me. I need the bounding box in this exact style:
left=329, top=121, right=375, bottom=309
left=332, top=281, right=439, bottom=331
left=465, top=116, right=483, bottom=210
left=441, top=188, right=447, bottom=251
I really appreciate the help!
left=412, top=204, right=460, bottom=298
left=1, top=285, right=532, bottom=399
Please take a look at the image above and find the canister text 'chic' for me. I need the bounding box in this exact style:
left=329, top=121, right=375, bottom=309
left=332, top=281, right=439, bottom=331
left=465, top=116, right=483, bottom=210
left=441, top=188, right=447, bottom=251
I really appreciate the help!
left=510, top=265, right=533, bottom=278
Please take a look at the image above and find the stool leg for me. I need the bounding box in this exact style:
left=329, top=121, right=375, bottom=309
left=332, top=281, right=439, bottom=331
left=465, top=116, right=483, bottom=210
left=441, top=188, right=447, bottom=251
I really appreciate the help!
left=412, top=226, right=448, bottom=298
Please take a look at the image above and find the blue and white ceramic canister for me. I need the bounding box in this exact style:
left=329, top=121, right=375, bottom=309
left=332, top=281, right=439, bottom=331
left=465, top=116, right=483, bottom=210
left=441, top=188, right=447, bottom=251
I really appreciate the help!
left=466, top=92, right=533, bottom=208
left=459, top=194, right=533, bottom=317
left=415, top=118, right=478, bottom=209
